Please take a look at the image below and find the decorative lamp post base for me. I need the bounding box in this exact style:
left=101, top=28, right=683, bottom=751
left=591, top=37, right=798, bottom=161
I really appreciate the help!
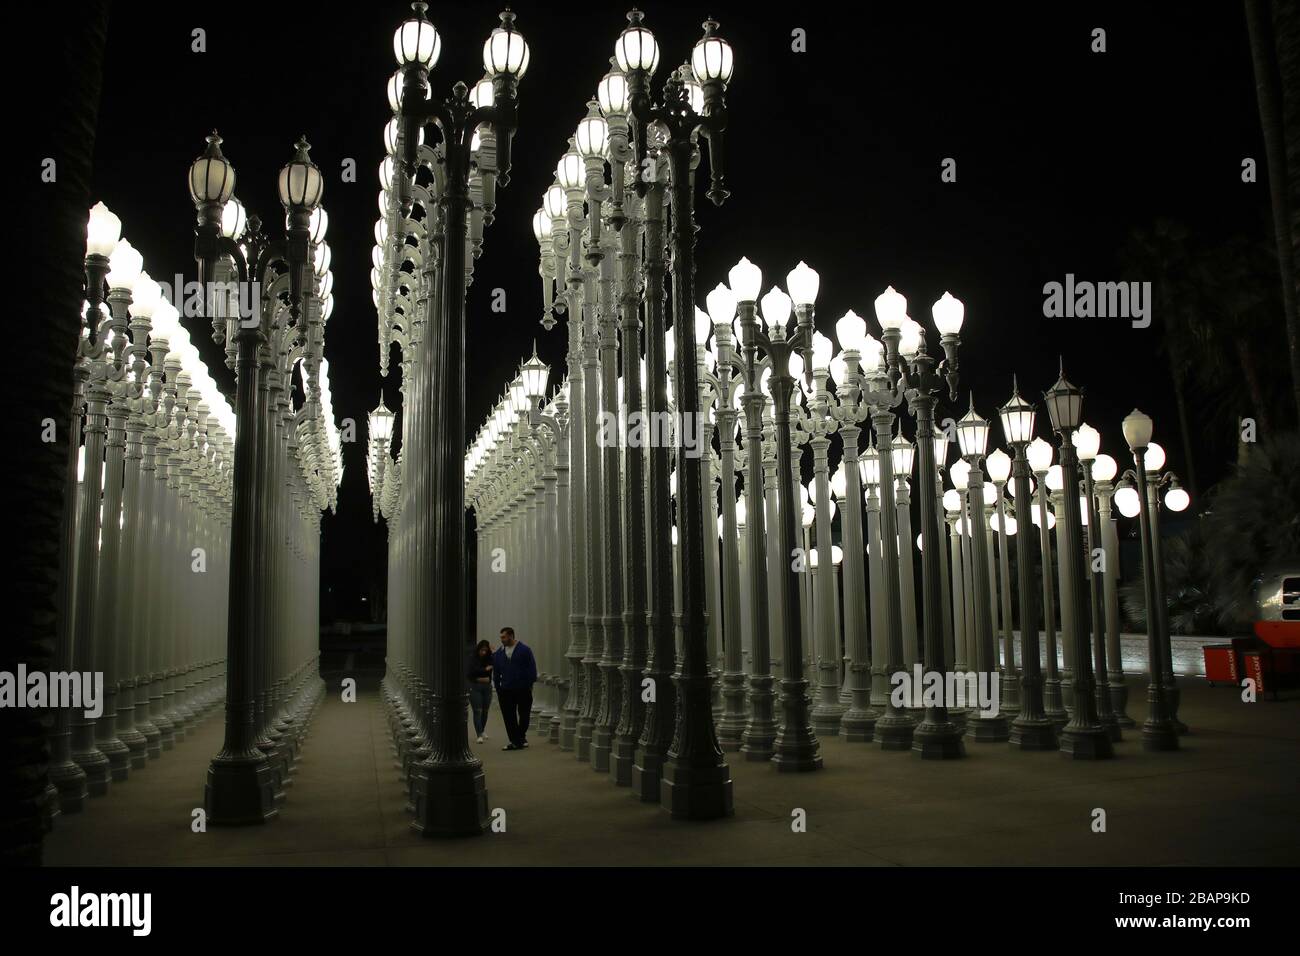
left=811, top=703, right=847, bottom=736
left=875, top=712, right=916, bottom=751
left=409, top=760, right=490, bottom=837
left=205, top=753, right=279, bottom=825
left=591, top=728, right=614, bottom=773
left=101, top=734, right=132, bottom=782
left=717, top=674, right=748, bottom=751
left=1057, top=724, right=1114, bottom=760
left=771, top=733, right=823, bottom=771
left=1141, top=720, right=1180, bottom=752
left=575, top=719, right=595, bottom=762
left=71, top=747, right=111, bottom=798
left=1008, top=718, right=1057, bottom=751
left=630, top=750, right=667, bottom=802
left=120, top=726, right=149, bottom=770
left=965, top=713, right=1010, bottom=742
left=1000, top=673, right=1021, bottom=717
left=610, top=738, right=638, bottom=787
left=839, top=708, right=877, bottom=743
left=740, top=676, right=777, bottom=760
left=49, top=760, right=89, bottom=813
left=660, top=759, right=734, bottom=821
left=912, top=720, right=967, bottom=759
left=1109, top=679, right=1135, bottom=727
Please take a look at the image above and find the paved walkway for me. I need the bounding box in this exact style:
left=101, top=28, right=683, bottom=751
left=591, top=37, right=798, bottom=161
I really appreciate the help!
left=44, top=678, right=1300, bottom=866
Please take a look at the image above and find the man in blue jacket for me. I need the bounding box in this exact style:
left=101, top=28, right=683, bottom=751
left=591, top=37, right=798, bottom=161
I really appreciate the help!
left=492, top=626, right=538, bottom=751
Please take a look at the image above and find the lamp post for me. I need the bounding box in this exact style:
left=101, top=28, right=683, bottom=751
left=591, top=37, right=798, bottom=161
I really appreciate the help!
left=986, top=447, right=1020, bottom=717
left=620, top=9, right=736, bottom=815
left=1118, top=410, right=1180, bottom=750
left=896, top=291, right=967, bottom=759
left=1000, top=382, right=1056, bottom=749
left=1042, top=367, right=1112, bottom=759
left=711, top=285, right=779, bottom=760
left=1028, top=436, right=1067, bottom=730
left=829, top=311, right=875, bottom=741
left=706, top=288, right=750, bottom=752
left=367, top=396, right=396, bottom=524
left=1139, top=441, right=1188, bottom=734
left=1073, top=423, right=1121, bottom=741
left=955, top=399, right=1009, bottom=741
left=728, top=259, right=822, bottom=772
left=191, top=129, right=322, bottom=823
left=892, top=434, right=921, bottom=674
left=393, top=1, right=528, bottom=835
left=1090, top=453, right=1133, bottom=726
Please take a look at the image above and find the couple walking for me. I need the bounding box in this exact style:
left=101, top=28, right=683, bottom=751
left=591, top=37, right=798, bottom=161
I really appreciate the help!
left=466, top=626, right=537, bottom=751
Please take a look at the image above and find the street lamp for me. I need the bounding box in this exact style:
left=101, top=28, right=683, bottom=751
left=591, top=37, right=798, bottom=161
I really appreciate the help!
left=191, top=127, right=327, bottom=823
left=999, top=381, right=1056, bottom=750
left=955, top=398, right=1009, bottom=741
left=367, top=395, right=396, bottom=523
left=986, top=446, right=1020, bottom=717
left=391, top=1, right=528, bottom=837
left=1073, top=422, right=1121, bottom=741
left=1042, top=366, right=1112, bottom=759
left=731, top=257, right=822, bottom=772
left=1120, top=410, right=1180, bottom=750
left=619, top=8, right=736, bottom=817
left=892, top=289, right=967, bottom=759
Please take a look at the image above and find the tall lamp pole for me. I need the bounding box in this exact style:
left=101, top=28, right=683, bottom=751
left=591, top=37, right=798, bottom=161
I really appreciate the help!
left=1000, top=383, right=1057, bottom=750
left=191, top=131, right=322, bottom=823
left=394, top=1, right=528, bottom=835
left=620, top=9, right=736, bottom=816
left=1042, top=366, right=1112, bottom=759
left=896, top=291, right=967, bottom=759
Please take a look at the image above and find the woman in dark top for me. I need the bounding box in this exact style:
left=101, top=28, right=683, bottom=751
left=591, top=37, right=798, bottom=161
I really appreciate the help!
left=466, top=640, right=494, bottom=743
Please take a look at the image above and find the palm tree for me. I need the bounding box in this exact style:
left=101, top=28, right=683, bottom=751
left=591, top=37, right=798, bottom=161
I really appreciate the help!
left=1245, top=0, right=1300, bottom=426
left=1120, top=220, right=1203, bottom=495
left=7, top=3, right=109, bottom=866
left=1202, top=431, right=1300, bottom=628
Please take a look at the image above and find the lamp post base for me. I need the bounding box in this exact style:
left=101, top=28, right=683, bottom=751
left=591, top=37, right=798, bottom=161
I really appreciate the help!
left=610, top=736, right=639, bottom=786
left=205, top=753, right=279, bottom=825
left=660, top=757, right=734, bottom=820
left=1108, top=677, right=1135, bottom=727
left=875, top=711, right=916, bottom=751
left=410, top=761, right=489, bottom=838
left=1058, top=724, right=1114, bottom=759
left=1141, top=719, right=1180, bottom=751
left=965, top=713, right=1010, bottom=742
left=811, top=702, right=847, bottom=736
left=630, top=749, right=667, bottom=802
left=717, top=673, right=748, bottom=751
left=839, top=707, right=876, bottom=743
left=1008, top=717, right=1057, bottom=750
left=912, top=719, right=967, bottom=759
left=49, top=759, right=88, bottom=813
left=771, top=679, right=822, bottom=771
left=574, top=718, right=594, bottom=762
left=558, top=712, right=579, bottom=751
left=740, top=675, right=777, bottom=760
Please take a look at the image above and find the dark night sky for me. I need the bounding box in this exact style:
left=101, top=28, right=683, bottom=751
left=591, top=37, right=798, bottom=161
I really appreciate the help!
left=77, top=2, right=1267, bottom=620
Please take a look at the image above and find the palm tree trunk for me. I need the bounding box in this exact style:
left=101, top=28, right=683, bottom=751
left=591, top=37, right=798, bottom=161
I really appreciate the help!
left=1235, top=338, right=1275, bottom=436
left=1246, top=0, right=1300, bottom=426
left=1275, top=0, right=1300, bottom=416
left=6, top=2, right=109, bottom=865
